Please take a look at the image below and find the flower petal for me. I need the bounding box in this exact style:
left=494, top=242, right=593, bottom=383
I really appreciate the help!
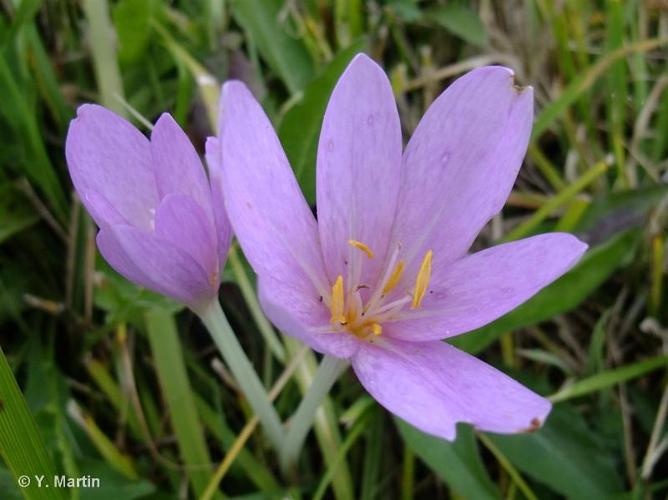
left=97, top=225, right=214, bottom=307
left=205, top=137, right=233, bottom=267
left=392, top=66, right=534, bottom=277
left=66, top=104, right=158, bottom=229
left=217, top=82, right=338, bottom=351
left=385, top=233, right=587, bottom=342
left=154, top=193, right=218, bottom=284
left=352, top=339, right=551, bottom=440
left=217, top=81, right=330, bottom=307
left=316, top=54, right=403, bottom=287
left=150, top=113, right=214, bottom=224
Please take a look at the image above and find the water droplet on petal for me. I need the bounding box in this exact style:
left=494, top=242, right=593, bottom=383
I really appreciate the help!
left=367, top=114, right=374, bottom=126
left=327, top=139, right=335, bottom=152
left=441, top=152, right=451, bottom=164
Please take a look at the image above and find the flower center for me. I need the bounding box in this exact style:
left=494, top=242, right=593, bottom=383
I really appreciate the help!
left=324, top=240, right=433, bottom=340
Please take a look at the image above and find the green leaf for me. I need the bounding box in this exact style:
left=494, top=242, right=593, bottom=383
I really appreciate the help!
left=452, top=229, right=638, bottom=354
left=574, top=185, right=668, bottom=236
left=113, top=0, right=157, bottom=64
left=144, top=309, right=218, bottom=499
left=230, top=0, right=314, bottom=93
left=396, top=420, right=498, bottom=499
left=278, top=41, right=366, bottom=202
left=0, top=346, right=67, bottom=500
left=487, top=406, right=624, bottom=499
left=429, top=3, right=487, bottom=47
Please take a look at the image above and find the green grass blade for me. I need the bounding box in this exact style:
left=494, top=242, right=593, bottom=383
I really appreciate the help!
left=550, top=355, right=668, bottom=403
left=502, top=160, right=609, bottom=241
left=0, top=54, right=67, bottom=219
left=145, top=309, right=217, bottom=499
left=81, top=0, right=126, bottom=114
left=533, top=37, right=668, bottom=138
left=0, top=346, right=67, bottom=500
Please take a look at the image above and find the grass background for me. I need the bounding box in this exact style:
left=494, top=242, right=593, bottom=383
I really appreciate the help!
left=1, top=0, right=668, bottom=498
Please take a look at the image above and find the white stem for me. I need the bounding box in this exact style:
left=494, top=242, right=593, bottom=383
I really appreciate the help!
left=280, top=355, right=349, bottom=470
left=197, top=300, right=285, bottom=453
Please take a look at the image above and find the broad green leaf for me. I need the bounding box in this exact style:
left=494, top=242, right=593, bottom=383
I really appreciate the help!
left=429, top=3, right=487, bottom=47
left=574, top=185, right=668, bottom=236
left=452, top=229, right=638, bottom=354
left=0, top=346, right=67, bottom=500
left=387, top=0, right=423, bottom=22
left=396, top=420, right=498, bottom=499
left=487, top=406, right=624, bottom=499
left=113, top=0, right=157, bottom=63
left=230, top=0, right=314, bottom=93
left=278, top=41, right=366, bottom=202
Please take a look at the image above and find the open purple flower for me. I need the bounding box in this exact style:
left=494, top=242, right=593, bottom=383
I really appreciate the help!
left=66, top=105, right=231, bottom=310
left=214, top=54, right=587, bottom=440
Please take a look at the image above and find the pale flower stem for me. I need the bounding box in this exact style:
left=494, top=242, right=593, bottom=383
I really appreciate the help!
left=198, top=299, right=285, bottom=453
left=280, top=355, right=350, bottom=470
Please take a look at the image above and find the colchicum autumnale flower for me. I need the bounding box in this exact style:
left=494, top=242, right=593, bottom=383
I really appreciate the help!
left=214, top=54, right=587, bottom=440
left=66, top=105, right=231, bottom=311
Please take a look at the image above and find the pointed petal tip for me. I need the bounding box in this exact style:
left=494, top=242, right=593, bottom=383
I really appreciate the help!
left=151, top=112, right=180, bottom=142
left=466, top=65, right=535, bottom=98
left=153, top=111, right=176, bottom=128
left=553, top=232, right=589, bottom=259
left=343, top=52, right=386, bottom=79
left=349, top=52, right=377, bottom=66
left=221, top=79, right=250, bottom=99
left=74, top=102, right=100, bottom=118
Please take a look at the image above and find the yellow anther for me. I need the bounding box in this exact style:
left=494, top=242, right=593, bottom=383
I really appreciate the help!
left=371, top=323, right=382, bottom=336
left=348, top=239, right=374, bottom=259
left=330, top=275, right=346, bottom=324
left=411, top=250, right=433, bottom=309
left=382, top=260, right=405, bottom=295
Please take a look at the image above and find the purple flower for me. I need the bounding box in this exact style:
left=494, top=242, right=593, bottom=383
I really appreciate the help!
left=66, top=105, right=231, bottom=310
left=213, top=54, right=587, bottom=440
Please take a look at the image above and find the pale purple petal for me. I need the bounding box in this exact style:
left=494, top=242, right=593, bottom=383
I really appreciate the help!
left=153, top=193, right=218, bottom=286
left=353, top=339, right=551, bottom=440
left=392, top=67, right=534, bottom=279
left=258, top=278, right=360, bottom=359
left=150, top=113, right=214, bottom=224
left=205, top=136, right=233, bottom=266
left=217, top=81, right=330, bottom=329
left=316, top=54, right=402, bottom=286
left=66, top=104, right=158, bottom=229
left=385, top=233, right=587, bottom=342
left=97, top=225, right=214, bottom=307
